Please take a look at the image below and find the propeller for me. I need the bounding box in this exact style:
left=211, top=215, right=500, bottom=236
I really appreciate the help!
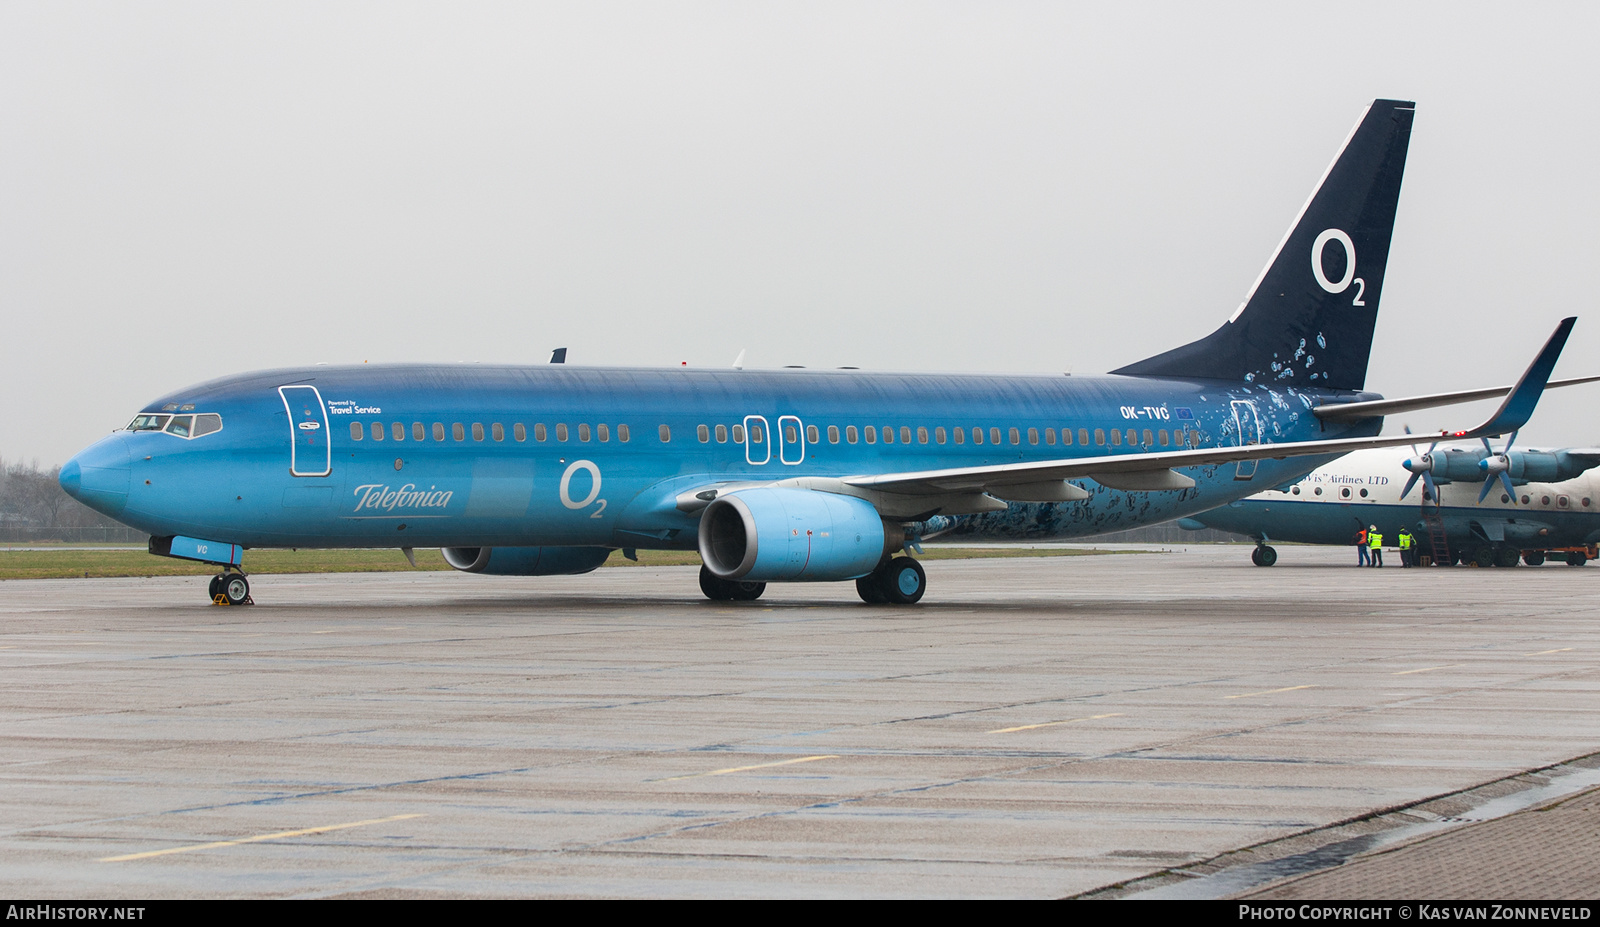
left=1400, top=424, right=1441, bottom=502
left=1477, top=431, right=1520, bottom=504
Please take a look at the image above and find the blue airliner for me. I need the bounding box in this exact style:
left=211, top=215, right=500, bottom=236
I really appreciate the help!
left=57, top=100, right=1589, bottom=605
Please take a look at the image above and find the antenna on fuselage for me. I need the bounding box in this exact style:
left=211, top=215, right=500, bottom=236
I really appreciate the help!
left=550, top=348, right=567, bottom=364
left=732, top=349, right=746, bottom=370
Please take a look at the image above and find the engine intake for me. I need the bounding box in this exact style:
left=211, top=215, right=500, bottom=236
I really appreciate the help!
left=698, top=488, right=887, bottom=582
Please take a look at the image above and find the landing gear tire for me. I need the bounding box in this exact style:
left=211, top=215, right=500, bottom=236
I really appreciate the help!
left=208, top=574, right=224, bottom=598
left=221, top=573, right=250, bottom=605
left=1495, top=547, right=1521, bottom=568
left=1473, top=546, right=1496, bottom=569
left=1523, top=550, right=1546, bottom=567
left=857, top=556, right=926, bottom=605
left=855, top=575, right=887, bottom=604
left=698, top=564, right=766, bottom=602
left=1567, top=551, right=1588, bottom=567
left=1251, top=545, right=1278, bottom=567
left=880, top=557, right=926, bottom=605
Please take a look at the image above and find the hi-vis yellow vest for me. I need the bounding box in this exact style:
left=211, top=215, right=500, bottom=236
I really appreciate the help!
left=1369, top=533, right=1384, bottom=549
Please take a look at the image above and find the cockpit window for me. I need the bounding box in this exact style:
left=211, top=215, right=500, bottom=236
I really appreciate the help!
left=126, top=412, right=222, bottom=439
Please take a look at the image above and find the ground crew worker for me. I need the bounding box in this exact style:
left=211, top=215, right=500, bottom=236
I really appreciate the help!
left=1356, top=526, right=1370, bottom=566
left=1398, top=528, right=1414, bottom=567
left=1368, top=525, right=1384, bottom=567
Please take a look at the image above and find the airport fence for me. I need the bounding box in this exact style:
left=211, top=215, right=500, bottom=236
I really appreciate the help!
left=0, top=527, right=150, bottom=545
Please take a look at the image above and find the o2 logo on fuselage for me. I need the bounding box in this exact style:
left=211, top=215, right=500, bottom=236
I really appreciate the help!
left=559, top=460, right=607, bottom=518
left=1311, top=228, right=1366, bottom=306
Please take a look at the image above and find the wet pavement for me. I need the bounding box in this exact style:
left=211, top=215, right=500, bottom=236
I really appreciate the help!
left=1, top=545, right=1597, bottom=897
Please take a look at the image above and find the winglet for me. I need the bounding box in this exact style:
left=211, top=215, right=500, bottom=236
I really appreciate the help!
left=1460, top=317, right=1575, bottom=438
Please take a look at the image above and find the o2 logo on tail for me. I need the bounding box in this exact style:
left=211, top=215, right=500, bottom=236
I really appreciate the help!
left=1312, top=229, right=1366, bottom=306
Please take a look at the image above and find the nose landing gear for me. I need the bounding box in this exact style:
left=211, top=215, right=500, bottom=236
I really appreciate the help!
left=209, top=570, right=252, bottom=606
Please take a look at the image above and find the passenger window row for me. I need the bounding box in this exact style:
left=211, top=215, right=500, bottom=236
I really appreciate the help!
left=349, top=421, right=634, bottom=444
left=348, top=417, right=1204, bottom=452
left=687, top=422, right=1201, bottom=450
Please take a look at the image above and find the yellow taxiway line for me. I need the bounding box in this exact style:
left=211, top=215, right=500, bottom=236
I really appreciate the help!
left=657, top=755, right=839, bottom=782
left=1224, top=685, right=1317, bottom=699
left=988, top=713, right=1125, bottom=734
left=100, top=813, right=425, bottom=862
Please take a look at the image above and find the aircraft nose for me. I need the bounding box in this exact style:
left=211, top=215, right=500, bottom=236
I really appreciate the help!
left=61, top=434, right=132, bottom=518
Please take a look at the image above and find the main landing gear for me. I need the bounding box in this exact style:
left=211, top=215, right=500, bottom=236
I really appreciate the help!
left=699, top=564, right=766, bottom=602
left=856, top=556, right=927, bottom=605
left=208, top=570, right=252, bottom=606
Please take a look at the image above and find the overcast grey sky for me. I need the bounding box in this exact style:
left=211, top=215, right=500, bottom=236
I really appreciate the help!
left=4, top=2, right=1598, bottom=465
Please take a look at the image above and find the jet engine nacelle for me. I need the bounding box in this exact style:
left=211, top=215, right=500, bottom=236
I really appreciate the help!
left=441, top=546, right=611, bottom=576
left=698, top=488, right=888, bottom=582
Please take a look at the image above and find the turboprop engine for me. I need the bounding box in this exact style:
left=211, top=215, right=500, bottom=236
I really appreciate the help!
left=441, top=546, right=611, bottom=575
left=698, top=488, right=889, bottom=582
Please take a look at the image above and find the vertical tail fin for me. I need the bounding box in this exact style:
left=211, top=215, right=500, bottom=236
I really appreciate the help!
left=1113, top=99, right=1414, bottom=391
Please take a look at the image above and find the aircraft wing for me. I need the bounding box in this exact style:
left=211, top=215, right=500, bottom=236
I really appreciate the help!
left=849, top=318, right=1577, bottom=498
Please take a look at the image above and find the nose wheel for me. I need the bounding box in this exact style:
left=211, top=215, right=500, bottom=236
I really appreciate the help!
left=209, top=571, right=252, bottom=606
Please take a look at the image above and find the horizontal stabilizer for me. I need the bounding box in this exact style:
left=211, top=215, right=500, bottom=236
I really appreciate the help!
left=1313, top=373, right=1600, bottom=422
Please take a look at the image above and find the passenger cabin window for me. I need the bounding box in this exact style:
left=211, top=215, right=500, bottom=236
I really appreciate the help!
left=807, top=425, right=819, bottom=443
left=750, top=425, right=762, bottom=443
left=845, top=425, right=857, bottom=444
left=1010, top=427, right=1021, bottom=445
left=413, top=422, right=425, bottom=441
left=619, top=424, right=630, bottom=442
left=935, top=427, right=946, bottom=445
left=659, top=424, right=671, bottom=442
left=1078, top=428, right=1089, bottom=446
left=1095, top=429, right=1105, bottom=446
left=990, top=427, right=1002, bottom=445
left=372, top=422, right=385, bottom=441
left=1061, top=428, right=1072, bottom=446
left=434, top=423, right=446, bottom=441
left=953, top=427, right=964, bottom=445
left=733, top=424, right=745, bottom=443
left=351, top=422, right=365, bottom=441
left=716, top=424, right=729, bottom=443
left=472, top=423, right=485, bottom=441
left=578, top=424, right=590, bottom=442
left=493, top=423, right=505, bottom=441
left=1159, top=429, right=1169, bottom=446
left=787, top=424, right=800, bottom=444
left=392, top=422, right=404, bottom=441
left=1143, top=429, right=1153, bottom=446
left=598, top=424, right=609, bottom=442
left=828, top=425, right=840, bottom=444
left=452, top=423, right=465, bottom=441
left=864, top=426, right=876, bottom=444
left=883, top=426, right=894, bottom=444
left=971, top=427, right=982, bottom=445
left=514, top=423, right=526, bottom=442
left=1110, top=430, right=1121, bottom=446
left=698, top=425, right=710, bottom=443
left=556, top=424, right=568, bottom=441
left=901, top=426, right=913, bottom=444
